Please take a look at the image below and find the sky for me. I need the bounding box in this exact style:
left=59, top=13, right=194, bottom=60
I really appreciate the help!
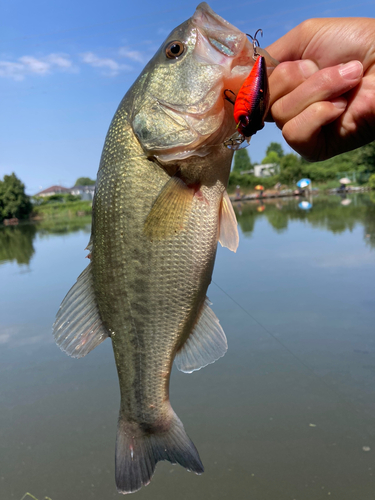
left=1, top=0, right=374, bottom=195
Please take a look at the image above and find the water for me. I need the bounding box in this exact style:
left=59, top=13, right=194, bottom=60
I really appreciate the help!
left=1, top=194, right=374, bottom=500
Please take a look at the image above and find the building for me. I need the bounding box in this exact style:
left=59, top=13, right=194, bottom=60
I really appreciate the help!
left=35, top=185, right=71, bottom=197
left=253, top=163, right=279, bottom=178
left=35, top=184, right=95, bottom=200
left=70, top=185, right=95, bottom=201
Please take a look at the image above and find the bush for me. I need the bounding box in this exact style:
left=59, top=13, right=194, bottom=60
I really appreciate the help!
left=228, top=171, right=279, bottom=189
left=369, top=174, right=375, bottom=190
left=0, top=173, right=32, bottom=221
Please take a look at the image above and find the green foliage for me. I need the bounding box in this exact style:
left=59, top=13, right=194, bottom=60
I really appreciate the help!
left=37, top=215, right=92, bottom=235
left=74, top=177, right=96, bottom=186
left=32, top=193, right=81, bottom=205
left=279, top=153, right=304, bottom=184
left=32, top=200, right=92, bottom=219
left=303, top=149, right=362, bottom=182
left=369, top=173, right=375, bottom=190
left=232, top=149, right=252, bottom=172
left=228, top=171, right=278, bottom=189
left=228, top=170, right=243, bottom=187
left=231, top=141, right=375, bottom=190
left=262, top=151, right=280, bottom=165
left=231, top=141, right=375, bottom=189
left=358, top=141, right=375, bottom=173
left=0, top=173, right=32, bottom=222
left=233, top=193, right=375, bottom=248
left=266, top=142, right=284, bottom=158
left=0, top=224, right=37, bottom=265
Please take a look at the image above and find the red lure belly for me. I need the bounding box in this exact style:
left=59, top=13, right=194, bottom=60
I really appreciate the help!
left=233, top=54, right=270, bottom=138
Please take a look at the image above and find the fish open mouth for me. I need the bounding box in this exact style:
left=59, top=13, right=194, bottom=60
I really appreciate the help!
left=154, top=4, right=254, bottom=162
left=133, top=3, right=256, bottom=163
left=192, top=2, right=253, bottom=85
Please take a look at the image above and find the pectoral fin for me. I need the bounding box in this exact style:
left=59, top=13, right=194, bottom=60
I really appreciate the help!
left=144, top=176, right=194, bottom=240
left=175, top=298, right=227, bottom=373
left=218, top=190, right=239, bottom=252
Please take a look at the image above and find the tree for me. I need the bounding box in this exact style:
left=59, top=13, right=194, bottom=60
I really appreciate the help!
left=262, top=151, right=281, bottom=165
left=0, top=173, right=32, bottom=222
left=74, top=177, right=96, bottom=186
left=359, top=141, right=375, bottom=173
left=279, top=153, right=304, bottom=184
left=232, top=149, right=252, bottom=172
left=266, top=142, right=284, bottom=158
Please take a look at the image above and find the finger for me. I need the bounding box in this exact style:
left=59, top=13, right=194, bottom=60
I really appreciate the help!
left=267, top=59, right=319, bottom=112
left=272, top=60, right=363, bottom=128
left=282, top=98, right=347, bottom=161
left=265, top=20, right=317, bottom=61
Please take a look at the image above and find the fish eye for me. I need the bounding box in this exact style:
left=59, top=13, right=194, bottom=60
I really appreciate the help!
left=165, top=41, right=185, bottom=59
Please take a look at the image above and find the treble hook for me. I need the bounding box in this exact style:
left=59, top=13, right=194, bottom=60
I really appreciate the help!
left=246, top=29, right=263, bottom=60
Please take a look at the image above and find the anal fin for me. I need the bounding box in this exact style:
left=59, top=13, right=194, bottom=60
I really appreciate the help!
left=218, top=190, right=239, bottom=252
left=144, top=176, right=194, bottom=240
left=53, top=263, right=109, bottom=358
left=175, top=298, right=227, bottom=373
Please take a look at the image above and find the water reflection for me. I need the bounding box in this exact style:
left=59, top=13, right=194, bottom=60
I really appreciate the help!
left=0, top=216, right=91, bottom=266
left=0, top=224, right=37, bottom=265
left=1, top=195, right=374, bottom=268
left=233, top=193, right=375, bottom=248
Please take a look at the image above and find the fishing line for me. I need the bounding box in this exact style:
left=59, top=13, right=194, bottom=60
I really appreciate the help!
left=212, top=279, right=375, bottom=428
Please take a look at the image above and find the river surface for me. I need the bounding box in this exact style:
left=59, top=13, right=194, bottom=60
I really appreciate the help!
left=1, top=194, right=374, bottom=500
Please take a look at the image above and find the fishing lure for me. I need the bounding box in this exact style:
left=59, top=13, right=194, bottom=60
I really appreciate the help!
left=224, top=30, right=270, bottom=148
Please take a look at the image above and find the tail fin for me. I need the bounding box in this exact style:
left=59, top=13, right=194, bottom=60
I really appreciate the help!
left=115, top=411, right=204, bottom=494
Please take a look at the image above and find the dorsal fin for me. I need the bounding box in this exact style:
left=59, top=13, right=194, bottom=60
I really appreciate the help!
left=175, top=298, right=227, bottom=373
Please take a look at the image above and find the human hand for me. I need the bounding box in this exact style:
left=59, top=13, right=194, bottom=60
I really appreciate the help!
left=266, top=18, right=375, bottom=161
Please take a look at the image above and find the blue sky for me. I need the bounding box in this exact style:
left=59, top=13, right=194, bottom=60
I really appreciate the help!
left=1, top=0, right=374, bottom=194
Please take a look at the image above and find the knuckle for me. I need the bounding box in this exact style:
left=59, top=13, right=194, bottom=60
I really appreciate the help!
left=282, top=120, right=303, bottom=146
left=270, top=98, right=287, bottom=125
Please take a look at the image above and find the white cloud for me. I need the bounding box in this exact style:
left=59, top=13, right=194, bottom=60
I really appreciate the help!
left=19, top=56, right=50, bottom=74
left=0, top=53, right=75, bottom=81
left=46, top=53, right=73, bottom=69
left=118, top=48, right=148, bottom=63
left=81, top=52, right=132, bottom=76
left=0, top=61, right=25, bottom=81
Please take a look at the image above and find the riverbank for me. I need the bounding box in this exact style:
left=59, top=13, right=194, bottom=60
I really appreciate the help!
left=30, top=199, right=92, bottom=220
left=229, top=185, right=371, bottom=202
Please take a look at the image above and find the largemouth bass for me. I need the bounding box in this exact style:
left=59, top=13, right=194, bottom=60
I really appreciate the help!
left=53, top=3, right=255, bottom=494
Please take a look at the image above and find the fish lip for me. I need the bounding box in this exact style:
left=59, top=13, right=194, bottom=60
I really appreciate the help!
left=192, top=2, right=247, bottom=59
left=192, top=4, right=255, bottom=93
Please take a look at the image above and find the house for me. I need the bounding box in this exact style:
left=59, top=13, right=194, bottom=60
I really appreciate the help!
left=35, top=184, right=96, bottom=200
left=35, top=185, right=71, bottom=197
left=70, top=185, right=96, bottom=201
left=253, top=163, right=279, bottom=178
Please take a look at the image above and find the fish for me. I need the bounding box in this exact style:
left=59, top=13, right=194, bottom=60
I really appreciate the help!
left=53, top=2, right=255, bottom=494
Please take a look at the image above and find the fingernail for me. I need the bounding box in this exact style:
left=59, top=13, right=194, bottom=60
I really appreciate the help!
left=339, top=61, right=363, bottom=80
left=300, top=59, right=319, bottom=78
left=331, top=98, right=347, bottom=110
